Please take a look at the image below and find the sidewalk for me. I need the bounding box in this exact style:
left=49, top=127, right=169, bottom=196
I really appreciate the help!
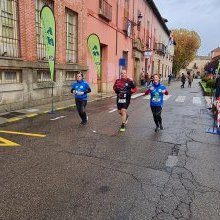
left=0, top=92, right=117, bottom=126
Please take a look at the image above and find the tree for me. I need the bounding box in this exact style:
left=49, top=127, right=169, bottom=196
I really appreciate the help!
left=172, top=29, right=201, bottom=75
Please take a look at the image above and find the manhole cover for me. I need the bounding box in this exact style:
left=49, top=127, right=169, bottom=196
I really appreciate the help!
left=1, top=111, right=25, bottom=119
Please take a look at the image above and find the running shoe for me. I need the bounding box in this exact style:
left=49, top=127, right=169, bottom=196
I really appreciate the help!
left=155, top=126, right=159, bottom=132
left=120, top=124, right=126, bottom=132
left=159, top=124, right=163, bottom=130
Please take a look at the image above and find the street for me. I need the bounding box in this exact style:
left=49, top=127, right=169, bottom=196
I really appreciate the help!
left=0, top=79, right=220, bottom=220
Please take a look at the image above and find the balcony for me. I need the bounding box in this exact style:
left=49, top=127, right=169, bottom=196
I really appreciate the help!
left=155, top=43, right=166, bottom=55
left=98, top=0, right=112, bottom=22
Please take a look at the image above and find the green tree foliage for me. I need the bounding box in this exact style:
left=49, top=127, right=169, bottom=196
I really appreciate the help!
left=172, top=29, right=201, bottom=75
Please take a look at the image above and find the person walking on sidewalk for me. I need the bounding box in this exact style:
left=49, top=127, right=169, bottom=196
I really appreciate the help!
left=71, top=72, right=91, bottom=125
left=187, top=73, right=193, bottom=88
left=180, top=73, right=186, bottom=88
left=168, top=73, right=172, bottom=85
left=113, top=69, right=137, bottom=132
left=144, top=74, right=169, bottom=132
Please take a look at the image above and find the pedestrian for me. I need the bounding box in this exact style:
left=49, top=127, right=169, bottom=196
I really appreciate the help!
left=215, top=73, right=220, bottom=99
left=150, top=75, right=154, bottom=84
left=145, top=72, right=150, bottom=86
left=140, top=70, right=145, bottom=86
left=168, top=73, right=172, bottom=85
left=113, top=69, right=137, bottom=132
left=187, top=73, right=193, bottom=88
left=144, top=74, right=169, bottom=132
left=71, top=72, right=91, bottom=125
left=180, top=73, right=186, bottom=88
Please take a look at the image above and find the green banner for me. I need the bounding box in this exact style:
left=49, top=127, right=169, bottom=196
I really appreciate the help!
left=40, top=6, right=56, bottom=81
left=87, top=34, right=101, bottom=78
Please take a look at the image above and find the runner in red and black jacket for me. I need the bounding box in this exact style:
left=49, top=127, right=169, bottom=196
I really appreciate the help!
left=113, top=69, right=137, bottom=131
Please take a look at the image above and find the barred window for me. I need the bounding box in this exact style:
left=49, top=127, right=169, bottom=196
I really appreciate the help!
left=36, top=70, right=53, bottom=82
left=65, top=71, right=77, bottom=81
left=0, top=0, right=20, bottom=57
left=35, top=0, right=54, bottom=60
left=66, top=8, right=78, bottom=63
left=0, top=70, right=21, bottom=84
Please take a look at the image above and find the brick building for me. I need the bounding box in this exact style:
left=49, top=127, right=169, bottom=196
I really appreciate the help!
left=0, top=0, right=174, bottom=113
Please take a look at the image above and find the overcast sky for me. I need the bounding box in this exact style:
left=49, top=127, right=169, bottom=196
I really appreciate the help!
left=153, top=0, right=220, bottom=56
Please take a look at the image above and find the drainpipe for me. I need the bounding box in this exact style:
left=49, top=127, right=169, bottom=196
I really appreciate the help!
left=116, top=0, right=119, bottom=55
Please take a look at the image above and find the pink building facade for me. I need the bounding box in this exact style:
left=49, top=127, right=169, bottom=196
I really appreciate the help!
left=85, top=0, right=174, bottom=93
left=0, top=0, right=173, bottom=112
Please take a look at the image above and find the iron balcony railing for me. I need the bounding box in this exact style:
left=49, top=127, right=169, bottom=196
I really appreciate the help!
left=155, top=43, right=166, bottom=55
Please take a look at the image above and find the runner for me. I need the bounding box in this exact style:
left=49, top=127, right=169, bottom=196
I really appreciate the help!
left=71, top=72, right=91, bottom=125
left=113, top=69, right=137, bottom=132
left=144, top=74, right=169, bottom=132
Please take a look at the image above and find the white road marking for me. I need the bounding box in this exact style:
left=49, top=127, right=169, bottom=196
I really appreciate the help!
left=50, top=116, right=66, bottom=121
left=143, top=95, right=150, bottom=100
left=193, top=97, right=201, bottom=104
left=131, top=93, right=145, bottom=99
left=25, top=108, right=39, bottom=112
left=143, top=95, right=171, bottom=101
left=175, top=96, right=186, bottom=102
left=163, top=95, right=171, bottom=101
left=109, top=109, right=118, bottom=113
left=165, top=155, right=178, bottom=167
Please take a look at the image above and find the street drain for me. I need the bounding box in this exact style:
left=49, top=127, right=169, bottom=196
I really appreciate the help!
left=0, top=111, right=25, bottom=119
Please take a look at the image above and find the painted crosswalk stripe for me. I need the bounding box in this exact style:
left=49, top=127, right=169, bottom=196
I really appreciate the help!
left=131, top=93, right=145, bottom=99
left=143, top=95, right=150, bottom=100
left=193, top=97, right=201, bottom=104
left=175, top=96, right=186, bottom=102
left=143, top=95, right=171, bottom=101
left=164, top=95, right=171, bottom=101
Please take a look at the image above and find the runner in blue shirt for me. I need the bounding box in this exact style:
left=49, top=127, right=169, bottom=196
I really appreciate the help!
left=71, top=72, right=91, bottom=125
left=144, top=74, right=169, bottom=132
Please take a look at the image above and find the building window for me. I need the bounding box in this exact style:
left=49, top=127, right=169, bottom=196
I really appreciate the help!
left=124, top=0, right=129, bottom=18
left=66, top=8, right=78, bottom=63
left=0, top=70, right=21, bottom=84
left=35, top=0, right=54, bottom=60
left=98, top=0, right=112, bottom=22
left=0, top=0, right=20, bottom=57
left=65, top=71, right=77, bottom=81
left=37, top=70, right=52, bottom=82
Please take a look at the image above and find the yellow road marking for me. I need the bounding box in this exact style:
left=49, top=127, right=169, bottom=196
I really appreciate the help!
left=27, top=113, right=38, bottom=118
left=0, top=137, right=20, bottom=147
left=7, top=117, right=22, bottom=122
left=0, top=130, right=46, bottom=137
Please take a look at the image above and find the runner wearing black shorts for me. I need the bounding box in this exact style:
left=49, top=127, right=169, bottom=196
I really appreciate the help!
left=113, top=69, right=137, bottom=131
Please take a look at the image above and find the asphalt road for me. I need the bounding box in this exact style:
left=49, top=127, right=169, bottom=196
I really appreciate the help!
left=0, top=79, right=220, bottom=220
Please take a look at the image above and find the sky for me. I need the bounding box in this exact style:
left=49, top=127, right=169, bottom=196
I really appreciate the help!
left=153, top=0, right=220, bottom=56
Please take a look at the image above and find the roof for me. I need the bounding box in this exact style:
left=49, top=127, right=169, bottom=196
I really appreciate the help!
left=211, top=47, right=220, bottom=53
left=146, top=0, right=170, bottom=36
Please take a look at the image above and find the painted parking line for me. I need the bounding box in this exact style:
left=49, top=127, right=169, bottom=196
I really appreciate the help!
left=193, top=97, right=201, bottom=104
left=109, top=109, right=118, bottom=113
left=50, top=116, right=66, bottom=121
left=0, top=130, right=46, bottom=147
left=175, top=96, right=186, bottom=102
left=0, top=130, right=46, bottom=137
left=0, top=137, right=20, bottom=147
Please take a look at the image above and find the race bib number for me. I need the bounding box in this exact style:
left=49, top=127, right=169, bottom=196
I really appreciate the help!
left=118, top=99, right=126, bottom=103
